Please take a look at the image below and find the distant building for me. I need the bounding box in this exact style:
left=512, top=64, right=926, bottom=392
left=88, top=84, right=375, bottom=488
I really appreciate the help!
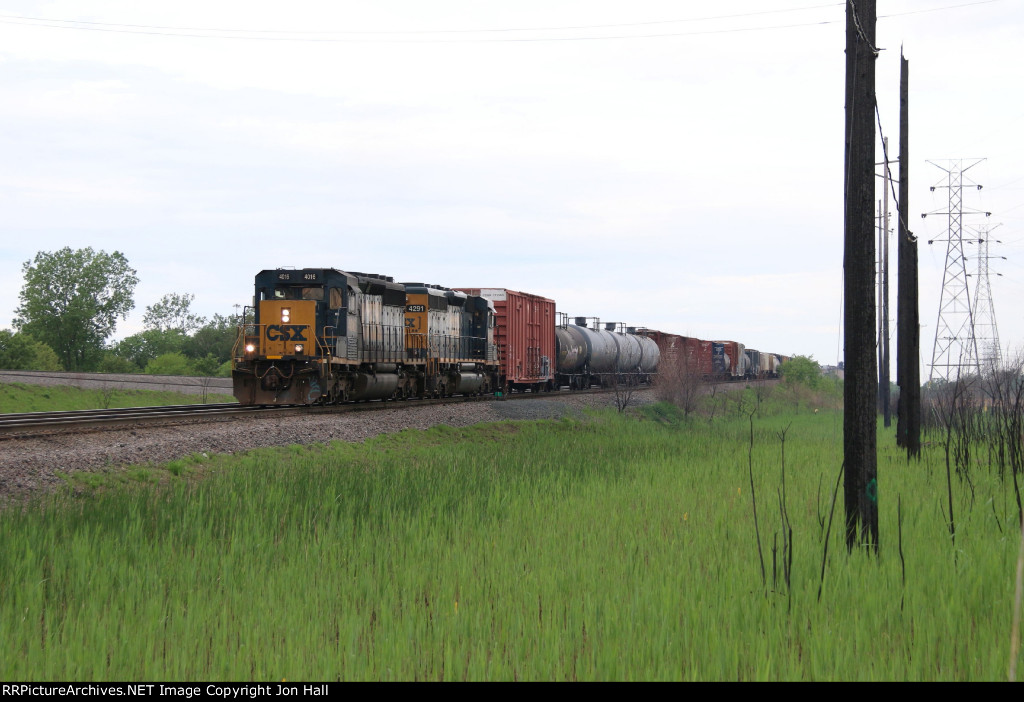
left=823, top=364, right=844, bottom=380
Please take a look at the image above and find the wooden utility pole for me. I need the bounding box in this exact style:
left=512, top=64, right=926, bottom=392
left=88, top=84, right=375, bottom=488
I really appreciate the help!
left=881, top=139, right=891, bottom=429
left=843, top=0, right=879, bottom=551
left=896, top=52, right=921, bottom=458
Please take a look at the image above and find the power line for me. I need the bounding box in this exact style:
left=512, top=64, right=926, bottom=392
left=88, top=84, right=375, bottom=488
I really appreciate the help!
left=0, top=3, right=846, bottom=36
left=878, top=0, right=1004, bottom=20
left=0, top=0, right=1005, bottom=44
left=0, top=16, right=844, bottom=43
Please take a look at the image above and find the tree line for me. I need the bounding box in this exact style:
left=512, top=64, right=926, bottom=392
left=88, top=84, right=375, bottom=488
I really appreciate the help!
left=1, top=247, right=239, bottom=376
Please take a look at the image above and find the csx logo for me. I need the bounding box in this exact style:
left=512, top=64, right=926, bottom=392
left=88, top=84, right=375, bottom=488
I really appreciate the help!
left=266, top=325, right=308, bottom=341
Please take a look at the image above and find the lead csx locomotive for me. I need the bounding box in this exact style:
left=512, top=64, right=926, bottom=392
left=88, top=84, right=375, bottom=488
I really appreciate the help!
left=231, top=268, right=663, bottom=405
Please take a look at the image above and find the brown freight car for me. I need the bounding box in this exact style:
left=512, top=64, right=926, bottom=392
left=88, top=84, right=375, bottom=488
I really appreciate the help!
left=456, top=288, right=556, bottom=392
left=635, top=329, right=713, bottom=379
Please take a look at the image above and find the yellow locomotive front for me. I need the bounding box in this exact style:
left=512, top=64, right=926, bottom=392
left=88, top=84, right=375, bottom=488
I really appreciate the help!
left=249, top=299, right=317, bottom=358
left=232, top=270, right=330, bottom=405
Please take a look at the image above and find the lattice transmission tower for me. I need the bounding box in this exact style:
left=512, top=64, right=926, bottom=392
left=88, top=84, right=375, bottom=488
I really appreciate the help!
left=971, top=223, right=1003, bottom=373
left=923, top=159, right=991, bottom=382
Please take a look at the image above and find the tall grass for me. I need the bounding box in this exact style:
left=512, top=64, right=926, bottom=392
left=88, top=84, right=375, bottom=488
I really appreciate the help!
left=1, top=408, right=1021, bottom=680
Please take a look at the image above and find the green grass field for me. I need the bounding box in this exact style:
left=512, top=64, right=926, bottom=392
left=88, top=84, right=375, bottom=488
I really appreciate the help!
left=1, top=396, right=1021, bottom=680
left=0, top=382, right=235, bottom=413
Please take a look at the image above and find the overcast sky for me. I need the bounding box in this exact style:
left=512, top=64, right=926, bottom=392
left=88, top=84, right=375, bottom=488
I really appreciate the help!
left=1, top=0, right=1021, bottom=375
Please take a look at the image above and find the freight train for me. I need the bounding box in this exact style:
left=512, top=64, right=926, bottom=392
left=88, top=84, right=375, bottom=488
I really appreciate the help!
left=231, top=267, right=788, bottom=406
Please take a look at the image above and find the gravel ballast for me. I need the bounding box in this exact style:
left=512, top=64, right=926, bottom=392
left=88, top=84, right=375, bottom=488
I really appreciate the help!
left=1, top=390, right=652, bottom=506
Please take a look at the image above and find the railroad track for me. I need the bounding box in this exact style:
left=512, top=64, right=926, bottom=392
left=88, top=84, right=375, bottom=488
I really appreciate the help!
left=0, top=369, right=232, bottom=395
left=0, top=387, right=633, bottom=440
left=0, top=403, right=278, bottom=439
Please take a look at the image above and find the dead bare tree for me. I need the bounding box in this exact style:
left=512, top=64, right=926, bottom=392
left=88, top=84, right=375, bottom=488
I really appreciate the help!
left=924, top=373, right=983, bottom=546
left=752, top=379, right=775, bottom=417
left=705, top=381, right=722, bottom=423
left=197, top=374, right=215, bottom=404
left=980, top=353, right=1024, bottom=527
left=922, top=355, right=1024, bottom=544
left=98, top=381, right=117, bottom=410
left=611, top=373, right=639, bottom=413
left=654, top=352, right=704, bottom=418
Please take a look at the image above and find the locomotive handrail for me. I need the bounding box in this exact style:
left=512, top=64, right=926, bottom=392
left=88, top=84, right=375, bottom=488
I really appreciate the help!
left=232, top=324, right=261, bottom=363
left=401, top=332, right=490, bottom=364
left=321, top=326, right=338, bottom=358
left=314, top=331, right=331, bottom=359
left=359, top=321, right=405, bottom=363
left=405, top=332, right=429, bottom=361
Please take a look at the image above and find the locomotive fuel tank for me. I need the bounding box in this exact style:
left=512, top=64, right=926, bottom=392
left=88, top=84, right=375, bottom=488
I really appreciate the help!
left=351, top=372, right=401, bottom=400
left=450, top=371, right=486, bottom=394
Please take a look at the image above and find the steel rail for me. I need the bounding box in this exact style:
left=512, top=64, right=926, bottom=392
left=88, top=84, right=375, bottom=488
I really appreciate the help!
left=0, top=403, right=285, bottom=439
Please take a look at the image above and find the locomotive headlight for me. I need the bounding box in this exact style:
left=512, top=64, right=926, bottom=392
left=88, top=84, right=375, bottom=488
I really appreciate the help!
left=294, top=344, right=304, bottom=354
left=245, top=344, right=255, bottom=353
left=281, top=307, right=291, bottom=323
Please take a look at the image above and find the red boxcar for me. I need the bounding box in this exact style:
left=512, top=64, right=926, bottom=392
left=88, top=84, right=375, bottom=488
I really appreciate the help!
left=456, top=288, right=556, bottom=391
left=682, top=336, right=714, bottom=377
left=636, top=329, right=713, bottom=378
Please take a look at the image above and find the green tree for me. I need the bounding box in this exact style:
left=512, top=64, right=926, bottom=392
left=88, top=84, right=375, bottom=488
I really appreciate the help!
left=97, top=351, right=140, bottom=374
left=14, top=248, right=137, bottom=371
left=112, top=328, right=186, bottom=370
left=183, top=314, right=237, bottom=364
left=780, top=355, right=822, bottom=389
left=144, top=352, right=193, bottom=376
left=188, top=353, right=223, bottom=377
left=143, top=293, right=205, bottom=334
left=0, top=330, right=62, bottom=371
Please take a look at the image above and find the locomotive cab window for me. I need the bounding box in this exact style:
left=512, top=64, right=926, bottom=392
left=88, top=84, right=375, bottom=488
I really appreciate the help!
left=329, top=287, right=344, bottom=309
left=273, top=286, right=324, bottom=301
